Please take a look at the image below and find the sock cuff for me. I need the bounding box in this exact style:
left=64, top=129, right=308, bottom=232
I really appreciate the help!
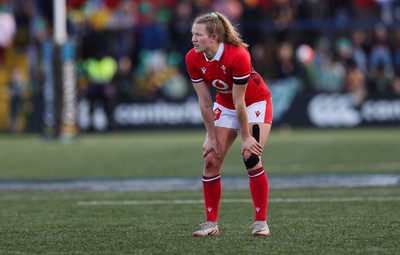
left=202, top=174, right=221, bottom=183
left=248, top=167, right=265, bottom=178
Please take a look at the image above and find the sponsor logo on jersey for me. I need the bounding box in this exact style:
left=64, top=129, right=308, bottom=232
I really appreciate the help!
left=211, top=79, right=229, bottom=90
left=201, top=67, right=207, bottom=74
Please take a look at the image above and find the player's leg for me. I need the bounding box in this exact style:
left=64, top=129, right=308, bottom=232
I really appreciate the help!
left=203, top=125, right=238, bottom=177
left=193, top=126, right=237, bottom=237
left=247, top=123, right=271, bottom=236
left=193, top=104, right=238, bottom=237
left=244, top=99, right=273, bottom=236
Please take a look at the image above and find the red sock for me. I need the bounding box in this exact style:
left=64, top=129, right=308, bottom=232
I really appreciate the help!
left=202, top=174, right=221, bottom=222
left=248, top=167, right=268, bottom=221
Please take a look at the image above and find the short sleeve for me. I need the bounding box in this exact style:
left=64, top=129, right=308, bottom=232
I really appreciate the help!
left=185, top=50, right=203, bottom=83
left=232, top=47, right=251, bottom=85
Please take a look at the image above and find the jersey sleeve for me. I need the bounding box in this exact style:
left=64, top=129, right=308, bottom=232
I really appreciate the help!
left=185, top=50, right=203, bottom=83
left=232, top=47, right=251, bottom=85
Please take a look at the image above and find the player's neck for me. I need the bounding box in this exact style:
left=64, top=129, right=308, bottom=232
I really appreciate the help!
left=204, top=44, right=219, bottom=60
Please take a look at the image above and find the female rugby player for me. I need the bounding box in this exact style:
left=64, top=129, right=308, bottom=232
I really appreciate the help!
left=185, top=11, right=273, bottom=237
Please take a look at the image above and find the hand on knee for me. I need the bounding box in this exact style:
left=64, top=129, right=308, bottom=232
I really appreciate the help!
left=204, top=151, right=220, bottom=176
left=243, top=150, right=260, bottom=170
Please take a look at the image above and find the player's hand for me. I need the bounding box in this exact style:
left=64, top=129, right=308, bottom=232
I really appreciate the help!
left=241, top=136, right=262, bottom=156
left=242, top=148, right=252, bottom=161
left=202, top=138, right=220, bottom=158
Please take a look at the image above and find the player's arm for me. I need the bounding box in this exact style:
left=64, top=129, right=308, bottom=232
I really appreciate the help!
left=193, top=81, right=219, bottom=158
left=232, top=83, right=250, bottom=137
left=232, top=83, right=262, bottom=157
left=232, top=48, right=262, bottom=157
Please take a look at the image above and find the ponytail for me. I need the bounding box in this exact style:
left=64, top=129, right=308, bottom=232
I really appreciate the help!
left=193, top=12, right=248, bottom=48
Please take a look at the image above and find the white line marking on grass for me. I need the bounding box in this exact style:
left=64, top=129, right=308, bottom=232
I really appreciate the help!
left=2, top=174, right=398, bottom=191
left=78, top=199, right=205, bottom=205
left=78, top=197, right=400, bottom=206
left=268, top=162, right=400, bottom=171
left=225, top=162, right=400, bottom=172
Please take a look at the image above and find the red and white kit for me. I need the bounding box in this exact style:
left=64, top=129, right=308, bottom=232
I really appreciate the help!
left=186, top=43, right=273, bottom=129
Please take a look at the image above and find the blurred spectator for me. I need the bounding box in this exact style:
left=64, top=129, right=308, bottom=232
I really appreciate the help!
left=0, top=4, right=16, bottom=66
left=392, top=75, right=400, bottom=95
left=295, top=44, right=316, bottom=90
left=193, top=0, right=212, bottom=15
left=313, top=52, right=346, bottom=93
left=297, top=0, right=329, bottom=21
left=369, top=24, right=393, bottom=73
left=313, top=37, right=331, bottom=69
left=344, top=59, right=367, bottom=105
left=375, top=0, right=395, bottom=24
left=250, top=40, right=276, bottom=80
left=82, top=51, right=118, bottom=131
left=395, top=0, right=400, bottom=21
left=368, top=24, right=394, bottom=93
left=241, top=1, right=266, bottom=46
left=114, top=55, right=133, bottom=98
left=327, top=0, right=353, bottom=25
left=351, top=30, right=368, bottom=74
left=393, top=27, right=400, bottom=75
left=212, top=0, right=244, bottom=22
left=269, top=0, right=297, bottom=41
left=275, top=42, right=298, bottom=80
left=66, top=0, right=86, bottom=9
left=335, top=37, right=354, bottom=66
left=370, top=61, right=392, bottom=94
left=353, top=0, right=379, bottom=19
left=7, top=66, right=30, bottom=132
left=135, top=2, right=168, bottom=51
left=168, top=0, right=194, bottom=69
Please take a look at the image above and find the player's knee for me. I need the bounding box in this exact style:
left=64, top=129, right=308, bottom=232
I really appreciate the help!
left=204, top=152, right=218, bottom=170
left=243, top=154, right=260, bottom=169
left=243, top=124, right=261, bottom=169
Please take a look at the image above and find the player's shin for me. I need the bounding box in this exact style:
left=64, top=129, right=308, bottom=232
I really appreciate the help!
left=248, top=167, right=268, bottom=221
left=202, top=174, right=221, bottom=222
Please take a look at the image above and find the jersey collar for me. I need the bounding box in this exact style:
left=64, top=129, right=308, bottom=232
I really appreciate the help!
left=204, top=43, right=224, bottom=62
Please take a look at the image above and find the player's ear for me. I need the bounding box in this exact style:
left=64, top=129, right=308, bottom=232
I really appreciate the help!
left=211, top=34, right=218, bottom=43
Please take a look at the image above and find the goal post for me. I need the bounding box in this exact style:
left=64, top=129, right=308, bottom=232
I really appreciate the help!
left=42, top=0, right=78, bottom=141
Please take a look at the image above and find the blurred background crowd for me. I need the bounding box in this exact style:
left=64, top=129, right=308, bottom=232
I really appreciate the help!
left=1, top=0, right=400, bottom=132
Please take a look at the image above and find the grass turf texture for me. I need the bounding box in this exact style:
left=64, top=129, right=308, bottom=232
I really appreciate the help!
left=1, top=128, right=399, bottom=254
left=0, top=128, right=400, bottom=179
left=1, top=188, right=399, bottom=254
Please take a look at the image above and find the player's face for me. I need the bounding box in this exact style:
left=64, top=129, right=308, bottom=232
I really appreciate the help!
left=191, top=23, right=212, bottom=53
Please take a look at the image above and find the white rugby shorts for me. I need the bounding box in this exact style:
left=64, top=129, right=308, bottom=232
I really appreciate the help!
left=213, top=100, right=272, bottom=131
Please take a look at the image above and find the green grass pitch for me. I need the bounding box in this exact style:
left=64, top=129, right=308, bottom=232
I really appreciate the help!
left=0, top=188, right=399, bottom=254
left=1, top=128, right=400, bottom=179
left=0, top=128, right=399, bottom=254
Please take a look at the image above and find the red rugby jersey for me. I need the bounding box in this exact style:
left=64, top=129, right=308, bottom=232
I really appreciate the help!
left=185, top=43, right=271, bottom=109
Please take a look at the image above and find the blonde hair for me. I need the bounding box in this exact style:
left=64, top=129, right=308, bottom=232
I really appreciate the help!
left=193, top=12, right=248, bottom=48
